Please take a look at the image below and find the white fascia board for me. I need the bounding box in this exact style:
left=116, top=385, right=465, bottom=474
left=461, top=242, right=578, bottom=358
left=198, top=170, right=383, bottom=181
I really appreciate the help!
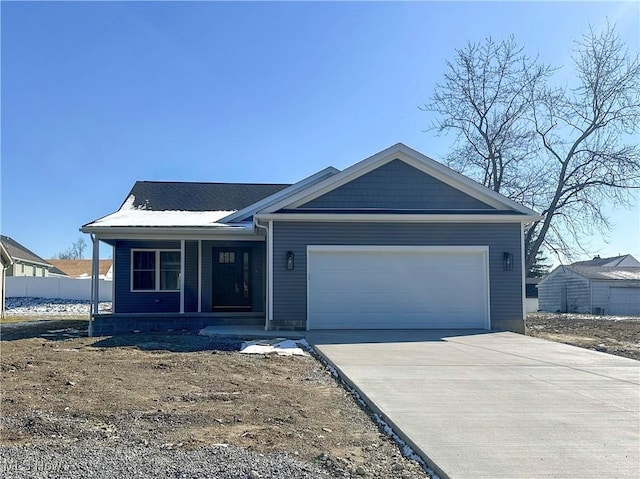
left=258, top=143, right=540, bottom=216
left=13, top=258, right=53, bottom=268
left=0, top=243, right=14, bottom=266
left=255, top=213, right=542, bottom=223
left=218, top=166, right=340, bottom=224
left=538, top=265, right=587, bottom=286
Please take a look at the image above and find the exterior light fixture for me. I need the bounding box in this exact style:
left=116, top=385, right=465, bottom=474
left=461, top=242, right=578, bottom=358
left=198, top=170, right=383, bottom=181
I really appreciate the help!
left=503, top=252, right=513, bottom=271
left=286, top=251, right=294, bottom=270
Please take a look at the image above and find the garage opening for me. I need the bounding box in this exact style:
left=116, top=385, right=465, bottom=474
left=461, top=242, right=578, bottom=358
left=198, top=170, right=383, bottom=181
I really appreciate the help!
left=307, top=245, right=490, bottom=330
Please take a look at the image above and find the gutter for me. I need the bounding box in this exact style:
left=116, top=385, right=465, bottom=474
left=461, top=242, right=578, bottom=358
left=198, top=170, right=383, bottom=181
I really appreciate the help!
left=255, top=213, right=543, bottom=223
left=80, top=225, right=256, bottom=236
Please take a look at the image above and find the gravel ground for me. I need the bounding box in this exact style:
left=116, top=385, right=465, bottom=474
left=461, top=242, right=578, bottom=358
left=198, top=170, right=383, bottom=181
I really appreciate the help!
left=0, top=318, right=430, bottom=479
left=0, top=441, right=332, bottom=479
left=526, top=311, right=640, bottom=360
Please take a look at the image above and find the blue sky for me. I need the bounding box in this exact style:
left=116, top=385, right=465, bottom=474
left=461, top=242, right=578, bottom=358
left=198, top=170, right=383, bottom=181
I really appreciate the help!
left=1, top=1, right=638, bottom=263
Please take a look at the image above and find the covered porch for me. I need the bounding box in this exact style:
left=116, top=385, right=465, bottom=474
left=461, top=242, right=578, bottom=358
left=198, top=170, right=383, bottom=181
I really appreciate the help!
left=86, top=234, right=268, bottom=336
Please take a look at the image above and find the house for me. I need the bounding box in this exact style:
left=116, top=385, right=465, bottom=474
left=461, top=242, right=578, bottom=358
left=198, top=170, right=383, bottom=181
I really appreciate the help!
left=0, top=235, right=54, bottom=278
left=538, top=255, right=640, bottom=315
left=49, top=259, right=113, bottom=280
left=81, top=143, right=541, bottom=336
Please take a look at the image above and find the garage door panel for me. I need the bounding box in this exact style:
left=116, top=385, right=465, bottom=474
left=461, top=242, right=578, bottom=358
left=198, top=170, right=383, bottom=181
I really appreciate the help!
left=308, top=247, right=489, bottom=330
left=311, top=311, right=486, bottom=329
left=311, top=290, right=485, bottom=313
left=609, top=287, right=640, bottom=316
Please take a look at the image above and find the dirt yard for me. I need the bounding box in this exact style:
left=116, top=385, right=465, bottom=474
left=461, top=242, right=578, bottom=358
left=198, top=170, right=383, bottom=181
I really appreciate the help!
left=0, top=321, right=428, bottom=478
left=526, top=312, right=640, bottom=360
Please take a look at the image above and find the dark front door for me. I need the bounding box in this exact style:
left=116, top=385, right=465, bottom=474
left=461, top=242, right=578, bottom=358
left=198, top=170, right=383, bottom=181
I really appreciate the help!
left=212, top=248, right=252, bottom=312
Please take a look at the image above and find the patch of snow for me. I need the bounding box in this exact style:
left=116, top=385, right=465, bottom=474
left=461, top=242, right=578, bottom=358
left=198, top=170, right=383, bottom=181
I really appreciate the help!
left=240, top=338, right=309, bottom=356
left=5, top=297, right=112, bottom=316
left=83, top=194, right=241, bottom=228
left=88, top=209, right=239, bottom=228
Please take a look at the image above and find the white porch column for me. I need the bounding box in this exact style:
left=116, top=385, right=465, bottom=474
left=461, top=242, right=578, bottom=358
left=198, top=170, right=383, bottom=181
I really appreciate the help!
left=89, top=235, right=99, bottom=337
left=197, top=240, right=202, bottom=313
left=180, top=239, right=185, bottom=314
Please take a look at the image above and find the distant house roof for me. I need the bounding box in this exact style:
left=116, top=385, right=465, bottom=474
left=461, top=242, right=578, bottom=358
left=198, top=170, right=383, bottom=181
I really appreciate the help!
left=48, top=265, right=68, bottom=276
left=571, top=254, right=640, bottom=268
left=539, top=254, right=640, bottom=283
left=0, top=235, right=52, bottom=267
left=49, top=259, right=113, bottom=278
left=126, top=181, right=291, bottom=211
left=565, top=265, right=640, bottom=281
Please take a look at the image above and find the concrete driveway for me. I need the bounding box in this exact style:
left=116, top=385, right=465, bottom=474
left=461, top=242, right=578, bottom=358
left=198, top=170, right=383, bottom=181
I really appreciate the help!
left=307, top=330, right=640, bottom=479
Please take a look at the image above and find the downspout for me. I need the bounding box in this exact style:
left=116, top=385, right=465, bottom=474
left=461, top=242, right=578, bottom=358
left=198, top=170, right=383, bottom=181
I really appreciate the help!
left=254, top=219, right=270, bottom=331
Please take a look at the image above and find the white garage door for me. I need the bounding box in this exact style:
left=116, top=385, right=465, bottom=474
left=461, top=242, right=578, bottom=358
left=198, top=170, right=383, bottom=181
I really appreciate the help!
left=307, top=246, right=490, bottom=330
left=609, top=287, right=640, bottom=316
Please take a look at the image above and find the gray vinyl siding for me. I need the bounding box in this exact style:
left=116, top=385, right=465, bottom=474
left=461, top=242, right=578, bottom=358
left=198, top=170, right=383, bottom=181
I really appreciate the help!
left=538, top=269, right=591, bottom=313
left=114, top=240, right=182, bottom=313
left=271, top=222, right=523, bottom=332
left=200, top=240, right=265, bottom=313
left=300, top=159, right=494, bottom=210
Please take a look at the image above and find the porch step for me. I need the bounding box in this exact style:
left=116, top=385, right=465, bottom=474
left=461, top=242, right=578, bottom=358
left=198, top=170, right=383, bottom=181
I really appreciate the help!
left=91, top=314, right=264, bottom=336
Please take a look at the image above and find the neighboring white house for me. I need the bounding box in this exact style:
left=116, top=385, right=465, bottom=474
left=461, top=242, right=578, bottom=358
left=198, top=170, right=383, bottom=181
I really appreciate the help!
left=538, top=255, right=640, bottom=315
left=0, top=235, right=55, bottom=278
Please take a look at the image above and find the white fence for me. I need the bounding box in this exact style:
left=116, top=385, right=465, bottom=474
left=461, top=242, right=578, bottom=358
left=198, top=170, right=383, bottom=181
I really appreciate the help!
left=6, top=276, right=112, bottom=301
left=525, top=298, right=539, bottom=313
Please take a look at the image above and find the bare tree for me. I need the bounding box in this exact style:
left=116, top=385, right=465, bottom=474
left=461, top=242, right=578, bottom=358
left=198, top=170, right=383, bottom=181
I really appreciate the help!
left=525, top=25, right=640, bottom=270
left=56, top=237, right=88, bottom=260
left=425, top=24, right=640, bottom=271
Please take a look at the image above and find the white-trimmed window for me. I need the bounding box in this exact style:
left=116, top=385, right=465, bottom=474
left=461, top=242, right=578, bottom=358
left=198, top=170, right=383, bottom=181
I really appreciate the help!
left=131, top=249, right=181, bottom=291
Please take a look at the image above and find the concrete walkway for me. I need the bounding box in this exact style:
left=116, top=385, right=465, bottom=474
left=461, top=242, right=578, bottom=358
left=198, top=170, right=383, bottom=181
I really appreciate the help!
left=307, top=330, right=640, bottom=479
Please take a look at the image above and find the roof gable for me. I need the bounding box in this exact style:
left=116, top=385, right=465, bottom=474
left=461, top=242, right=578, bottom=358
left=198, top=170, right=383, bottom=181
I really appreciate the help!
left=0, top=235, right=52, bottom=267
left=299, top=159, right=495, bottom=210
left=258, top=143, right=540, bottom=216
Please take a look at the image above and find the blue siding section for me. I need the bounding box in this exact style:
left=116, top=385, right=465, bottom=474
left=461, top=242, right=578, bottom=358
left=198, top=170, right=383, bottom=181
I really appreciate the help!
left=271, top=222, right=523, bottom=332
left=114, top=240, right=181, bottom=313
left=114, top=239, right=265, bottom=315
left=300, top=159, right=494, bottom=210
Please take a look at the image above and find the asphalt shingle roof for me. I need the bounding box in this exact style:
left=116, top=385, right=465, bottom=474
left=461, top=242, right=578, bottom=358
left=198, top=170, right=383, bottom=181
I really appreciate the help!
left=0, top=235, right=52, bottom=266
left=566, top=265, right=640, bottom=281
left=571, top=255, right=634, bottom=267
left=126, top=181, right=291, bottom=212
